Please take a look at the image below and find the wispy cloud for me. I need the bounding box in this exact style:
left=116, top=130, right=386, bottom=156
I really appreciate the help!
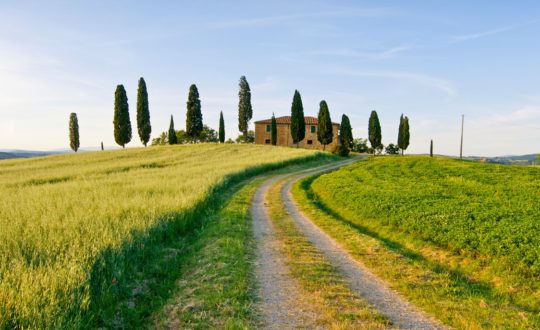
left=211, top=7, right=393, bottom=29
left=451, top=19, right=540, bottom=42
left=320, top=67, right=456, bottom=96
left=312, top=44, right=412, bottom=60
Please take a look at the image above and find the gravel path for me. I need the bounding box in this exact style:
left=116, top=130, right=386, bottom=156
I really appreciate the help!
left=251, top=159, right=360, bottom=329
left=251, top=174, right=318, bottom=329
left=280, top=169, right=446, bottom=330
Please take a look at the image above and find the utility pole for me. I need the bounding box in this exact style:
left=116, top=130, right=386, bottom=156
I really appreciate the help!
left=460, top=114, right=464, bottom=159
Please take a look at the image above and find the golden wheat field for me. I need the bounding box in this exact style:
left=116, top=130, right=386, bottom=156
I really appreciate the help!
left=0, top=144, right=319, bottom=328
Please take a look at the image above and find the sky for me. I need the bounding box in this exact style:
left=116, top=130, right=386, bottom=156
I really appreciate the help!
left=0, top=0, right=539, bottom=156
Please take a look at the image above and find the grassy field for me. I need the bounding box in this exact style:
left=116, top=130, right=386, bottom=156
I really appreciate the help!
left=0, top=144, right=326, bottom=328
left=294, top=156, right=540, bottom=328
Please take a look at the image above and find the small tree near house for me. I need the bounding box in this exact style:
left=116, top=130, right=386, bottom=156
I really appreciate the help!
left=317, top=100, right=333, bottom=150
left=290, top=90, right=305, bottom=147
left=270, top=113, right=277, bottom=145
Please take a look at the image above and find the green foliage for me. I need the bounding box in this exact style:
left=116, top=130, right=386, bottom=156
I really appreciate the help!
left=186, top=84, right=203, bottom=140
left=113, top=84, right=132, bottom=148
left=317, top=100, right=333, bottom=150
left=368, top=110, right=382, bottom=152
left=351, top=138, right=369, bottom=153
left=430, top=139, right=433, bottom=157
left=237, top=76, right=253, bottom=142
left=385, top=143, right=400, bottom=154
left=218, top=111, right=225, bottom=143
left=312, top=156, right=540, bottom=275
left=332, top=144, right=350, bottom=157
left=339, top=114, right=353, bottom=151
left=271, top=113, right=277, bottom=146
left=168, top=115, right=178, bottom=145
left=397, top=114, right=410, bottom=155
left=152, top=125, right=218, bottom=146
left=69, top=112, right=79, bottom=152
left=290, top=90, right=305, bottom=146
left=0, top=144, right=323, bottom=328
left=235, top=130, right=255, bottom=144
left=136, top=77, right=151, bottom=146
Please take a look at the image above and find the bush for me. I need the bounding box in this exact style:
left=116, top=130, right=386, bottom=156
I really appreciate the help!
left=332, top=144, right=350, bottom=157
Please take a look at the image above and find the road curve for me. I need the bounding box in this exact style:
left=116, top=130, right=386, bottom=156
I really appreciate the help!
left=280, top=165, right=446, bottom=330
left=250, top=159, right=358, bottom=329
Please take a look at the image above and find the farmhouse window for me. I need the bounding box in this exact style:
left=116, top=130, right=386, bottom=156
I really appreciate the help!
left=266, top=125, right=271, bottom=132
left=307, top=140, right=313, bottom=145
left=265, top=139, right=271, bottom=144
left=310, top=125, right=316, bottom=133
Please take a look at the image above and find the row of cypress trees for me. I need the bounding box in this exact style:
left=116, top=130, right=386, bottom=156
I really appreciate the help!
left=284, top=90, right=353, bottom=154
left=368, top=110, right=410, bottom=154
left=68, top=78, right=151, bottom=152
left=113, top=78, right=152, bottom=148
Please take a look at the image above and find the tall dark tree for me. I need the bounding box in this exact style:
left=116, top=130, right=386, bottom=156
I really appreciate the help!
left=136, top=77, right=151, bottom=147
left=290, top=90, right=305, bottom=147
left=339, top=114, right=353, bottom=151
left=218, top=111, right=225, bottom=143
left=271, top=113, right=277, bottom=146
left=317, top=100, right=333, bottom=150
left=430, top=139, right=434, bottom=157
left=113, top=84, right=132, bottom=148
left=397, top=114, right=410, bottom=155
left=238, top=76, right=253, bottom=142
left=186, top=84, right=203, bottom=141
left=368, top=110, right=382, bottom=153
left=101, top=141, right=104, bottom=151
left=69, top=112, right=80, bottom=152
left=168, top=115, right=178, bottom=145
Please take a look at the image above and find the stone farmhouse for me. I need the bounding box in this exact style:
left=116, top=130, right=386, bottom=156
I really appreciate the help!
left=254, top=116, right=340, bottom=150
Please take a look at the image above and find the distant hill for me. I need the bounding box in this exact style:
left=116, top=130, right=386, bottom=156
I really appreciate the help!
left=466, top=154, right=539, bottom=165
left=0, top=150, right=59, bottom=160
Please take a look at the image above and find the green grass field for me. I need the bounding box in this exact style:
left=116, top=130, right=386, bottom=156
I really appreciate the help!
left=296, top=156, right=540, bottom=328
left=0, top=144, right=325, bottom=329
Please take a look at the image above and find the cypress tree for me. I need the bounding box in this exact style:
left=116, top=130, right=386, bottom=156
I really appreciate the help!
left=186, top=84, right=203, bottom=141
left=317, top=100, right=333, bottom=150
left=238, top=76, right=253, bottom=142
left=430, top=139, right=434, bottom=157
left=113, top=84, right=132, bottom=148
left=136, top=77, right=151, bottom=147
left=290, top=90, right=305, bottom=147
left=168, top=115, right=178, bottom=145
left=271, top=113, right=277, bottom=146
left=398, top=114, right=410, bottom=155
left=339, top=114, right=353, bottom=151
left=403, top=116, right=410, bottom=154
left=101, top=141, right=104, bottom=151
left=218, top=111, right=225, bottom=143
left=368, top=110, right=382, bottom=153
left=69, top=112, right=80, bottom=152
left=398, top=114, right=405, bottom=154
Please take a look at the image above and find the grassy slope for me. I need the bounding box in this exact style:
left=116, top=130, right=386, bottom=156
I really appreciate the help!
left=294, top=156, right=540, bottom=328
left=0, top=144, right=326, bottom=328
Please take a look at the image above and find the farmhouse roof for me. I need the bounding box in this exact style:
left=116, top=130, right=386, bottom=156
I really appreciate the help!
left=254, top=116, right=339, bottom=126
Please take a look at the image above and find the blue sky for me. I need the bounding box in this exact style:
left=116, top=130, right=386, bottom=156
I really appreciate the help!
left=0, top=0, right=539, bottom=156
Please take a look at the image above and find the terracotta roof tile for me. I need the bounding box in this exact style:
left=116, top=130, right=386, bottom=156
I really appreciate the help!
left=255, top=116, right=339, bottom=126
